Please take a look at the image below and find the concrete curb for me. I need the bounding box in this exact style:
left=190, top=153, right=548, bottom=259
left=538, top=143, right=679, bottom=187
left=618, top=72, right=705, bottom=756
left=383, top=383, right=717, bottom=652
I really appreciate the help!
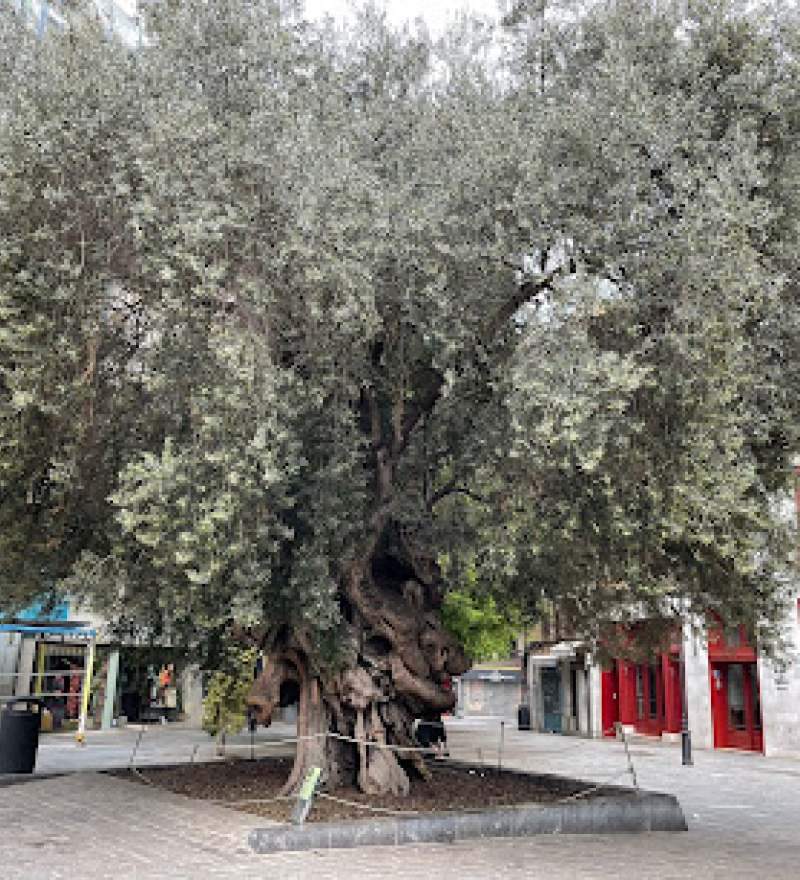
left=0, top=771, right=67, bottom=787
left=248, top=791, right=687, bottom=853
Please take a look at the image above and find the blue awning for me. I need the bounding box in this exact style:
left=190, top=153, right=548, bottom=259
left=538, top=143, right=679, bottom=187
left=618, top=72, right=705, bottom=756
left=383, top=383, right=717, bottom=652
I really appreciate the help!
left=0, top=623, right=95, bottom=638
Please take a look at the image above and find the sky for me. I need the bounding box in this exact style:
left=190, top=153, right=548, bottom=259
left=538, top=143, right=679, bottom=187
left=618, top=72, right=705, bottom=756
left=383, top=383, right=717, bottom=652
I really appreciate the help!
left=302, top=0, right=507, bottom=34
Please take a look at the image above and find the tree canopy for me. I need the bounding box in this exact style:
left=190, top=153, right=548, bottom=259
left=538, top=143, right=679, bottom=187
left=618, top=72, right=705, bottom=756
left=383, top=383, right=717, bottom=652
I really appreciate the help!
left=2, top=0, right=799, bottom=762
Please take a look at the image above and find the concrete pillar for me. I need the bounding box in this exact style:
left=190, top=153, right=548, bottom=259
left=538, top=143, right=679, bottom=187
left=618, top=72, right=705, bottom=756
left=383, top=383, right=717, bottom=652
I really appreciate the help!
left=101, top=649, right=120, bottom=731
left=527, top=658, right=544, bottom=731
left=0, top=633, right=21, bottom=697
left=14, top=638, right=35, bottom=697
left=180, top=664, right=204, bottom=728
left=588, top=662, right=603, bottom=738
left=576, top=667, right=589, bottom=735
left=561, top=661, right=572, bottom=733
left=683, top=621, right=713, bottom=750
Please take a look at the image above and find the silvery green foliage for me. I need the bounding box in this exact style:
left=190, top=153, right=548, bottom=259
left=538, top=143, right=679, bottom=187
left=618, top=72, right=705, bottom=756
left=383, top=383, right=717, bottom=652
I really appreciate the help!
left=1, top=0, right=798, bottom=656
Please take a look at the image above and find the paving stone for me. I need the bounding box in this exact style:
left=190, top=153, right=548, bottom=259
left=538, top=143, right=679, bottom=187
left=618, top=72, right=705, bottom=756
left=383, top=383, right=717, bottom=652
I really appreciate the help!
left=1, top=718, right=798, bottom=878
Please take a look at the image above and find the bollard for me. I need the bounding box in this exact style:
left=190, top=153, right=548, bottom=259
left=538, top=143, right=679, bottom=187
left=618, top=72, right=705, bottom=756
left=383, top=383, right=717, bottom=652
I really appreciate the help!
left=681, top=727, right=693, bottom=766
left=248, top=708, right=257, bottom=761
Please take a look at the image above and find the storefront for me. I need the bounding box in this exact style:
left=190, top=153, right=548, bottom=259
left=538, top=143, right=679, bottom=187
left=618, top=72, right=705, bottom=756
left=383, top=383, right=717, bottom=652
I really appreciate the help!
left=708, top=623, right=763, bottom=752
left=601, top=654, right=682, bottom=739
left=457, top=664, right=523, bottom=717
left=0, top=620, right=97, bottom=736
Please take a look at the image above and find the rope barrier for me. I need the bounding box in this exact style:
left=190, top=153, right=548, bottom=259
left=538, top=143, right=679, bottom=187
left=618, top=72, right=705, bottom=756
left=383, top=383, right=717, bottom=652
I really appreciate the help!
left=120, top=725, right=644, bottom=824
left=316, top=792, right=421, bottom=816
left=122, top=722, right=642, bottom=818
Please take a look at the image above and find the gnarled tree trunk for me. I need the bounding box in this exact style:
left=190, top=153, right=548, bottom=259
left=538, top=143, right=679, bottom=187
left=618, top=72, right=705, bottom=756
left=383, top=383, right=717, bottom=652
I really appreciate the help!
left=247, top=522, right=468, bottom=796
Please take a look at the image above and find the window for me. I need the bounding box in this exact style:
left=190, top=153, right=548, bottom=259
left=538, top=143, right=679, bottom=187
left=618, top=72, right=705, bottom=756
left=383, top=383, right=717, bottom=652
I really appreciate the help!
left=635, top=667, right=644, bottom=720
left=728, top=664, right=746, bottom=730
left=648, top=665, right=658, bottom=719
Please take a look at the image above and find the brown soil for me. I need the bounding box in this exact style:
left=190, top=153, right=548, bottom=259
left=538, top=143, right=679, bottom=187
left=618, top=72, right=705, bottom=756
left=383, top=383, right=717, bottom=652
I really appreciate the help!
left=114, top=758, right=621, bottom=823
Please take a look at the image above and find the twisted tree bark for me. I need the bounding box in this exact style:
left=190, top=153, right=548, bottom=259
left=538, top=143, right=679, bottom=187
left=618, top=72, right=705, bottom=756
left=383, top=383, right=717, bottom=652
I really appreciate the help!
left=247, top=522, right=468, bottom=795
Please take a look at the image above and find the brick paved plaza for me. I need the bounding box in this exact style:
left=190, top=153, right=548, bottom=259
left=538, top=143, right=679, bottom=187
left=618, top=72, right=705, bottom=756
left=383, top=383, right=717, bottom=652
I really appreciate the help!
left=2, top=717, right=799, bottom=879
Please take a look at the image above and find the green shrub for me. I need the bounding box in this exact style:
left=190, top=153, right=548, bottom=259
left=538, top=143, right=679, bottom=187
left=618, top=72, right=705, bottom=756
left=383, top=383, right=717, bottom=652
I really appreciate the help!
left=202, top=647, right=257, bottom=738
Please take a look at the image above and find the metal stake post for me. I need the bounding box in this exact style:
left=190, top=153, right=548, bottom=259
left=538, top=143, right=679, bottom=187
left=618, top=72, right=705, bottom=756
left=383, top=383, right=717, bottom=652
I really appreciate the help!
left=680, top=635, right=693, bottom=766
left=498, top=720, right=505, bottom=771
left=76, top=637, right=96, bottom=745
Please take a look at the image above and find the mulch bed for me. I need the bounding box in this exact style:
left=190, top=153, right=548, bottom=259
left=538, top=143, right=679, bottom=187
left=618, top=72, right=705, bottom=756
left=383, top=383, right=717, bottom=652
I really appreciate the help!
left=113, top=757, right=625, bottom=823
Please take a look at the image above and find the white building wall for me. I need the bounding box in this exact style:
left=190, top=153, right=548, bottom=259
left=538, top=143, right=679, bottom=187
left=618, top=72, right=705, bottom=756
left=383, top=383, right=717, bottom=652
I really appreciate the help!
left=760, top=595, right=800, bottom=758
left=576, top=666, right=590, bottom=735
left=588, top=662, right=603, bottom=738
left=14, top=637, right=35, bottom=697
left=683, top=621, right=713, bottom=750
left=0, top=632, right=21, bottom=697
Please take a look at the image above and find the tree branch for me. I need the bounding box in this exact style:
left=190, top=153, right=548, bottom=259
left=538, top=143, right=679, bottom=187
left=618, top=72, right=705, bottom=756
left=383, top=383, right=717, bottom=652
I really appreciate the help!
left=427, top=479, right=490, bottom=510
left=482, top=266, right=564, bottom=344
left=396, top=364, right=445, bottom=457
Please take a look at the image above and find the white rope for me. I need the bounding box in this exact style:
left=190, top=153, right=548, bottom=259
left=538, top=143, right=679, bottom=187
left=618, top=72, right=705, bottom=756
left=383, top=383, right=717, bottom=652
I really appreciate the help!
left=554, top=768, right=635, bottom=803
left=316, top=792, right=421, bottom=816
left=327, top=731, right=437, bottom=755
left=209, top=794, right=296, bottom=806
left=208, top=730, right=437, bottom=756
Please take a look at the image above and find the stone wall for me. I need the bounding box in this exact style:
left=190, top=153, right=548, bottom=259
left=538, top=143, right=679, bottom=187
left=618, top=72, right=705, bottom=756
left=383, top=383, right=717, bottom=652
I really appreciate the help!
left=760, top=595, right=800, bottom=758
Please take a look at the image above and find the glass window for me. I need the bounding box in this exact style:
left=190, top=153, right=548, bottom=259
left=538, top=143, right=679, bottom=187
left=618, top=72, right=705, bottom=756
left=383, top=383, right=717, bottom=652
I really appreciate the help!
left=728, top=664, right=746, bottom=730
left=635, top=667, right=644, bottom=720
left=648, top=665, right=658, bottom=719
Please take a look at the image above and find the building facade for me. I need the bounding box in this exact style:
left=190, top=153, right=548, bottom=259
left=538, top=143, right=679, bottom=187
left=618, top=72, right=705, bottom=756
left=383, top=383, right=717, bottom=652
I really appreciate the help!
left=524, top=598, right=800, bottom=758
left=0, top=598, right=204, bottom=733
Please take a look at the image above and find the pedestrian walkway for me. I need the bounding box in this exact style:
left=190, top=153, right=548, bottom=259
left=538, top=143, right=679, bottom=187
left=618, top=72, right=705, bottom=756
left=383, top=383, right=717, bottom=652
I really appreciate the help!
left=32, top=721, right=297, bottom=775
left=1, top=717, right=798, bottom=878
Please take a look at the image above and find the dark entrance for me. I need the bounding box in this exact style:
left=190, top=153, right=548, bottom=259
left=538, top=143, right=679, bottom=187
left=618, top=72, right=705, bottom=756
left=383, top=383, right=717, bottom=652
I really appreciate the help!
left=541, top=667, right=562, bottom=733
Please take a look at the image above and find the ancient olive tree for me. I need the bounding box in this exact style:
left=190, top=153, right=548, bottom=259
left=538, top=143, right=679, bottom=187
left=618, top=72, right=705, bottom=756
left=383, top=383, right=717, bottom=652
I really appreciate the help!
left=1, top=0, right=799, bottom=793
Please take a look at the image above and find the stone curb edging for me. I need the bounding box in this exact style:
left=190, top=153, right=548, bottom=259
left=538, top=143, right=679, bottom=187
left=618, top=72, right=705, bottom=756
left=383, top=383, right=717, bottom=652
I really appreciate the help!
left=248, top=791, right=687, bottom=853
left=0, top=771, right=67, bottom=787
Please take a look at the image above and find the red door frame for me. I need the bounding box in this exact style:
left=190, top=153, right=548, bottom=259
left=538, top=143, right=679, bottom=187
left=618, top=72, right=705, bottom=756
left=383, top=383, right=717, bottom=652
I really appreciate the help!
left=604, top=653, right=681, bottom=737
left=601, top=663, right=619, bottom=736
left=707, top=618, right=763, bottom=753
left=710, top=661, right=763, bottom=752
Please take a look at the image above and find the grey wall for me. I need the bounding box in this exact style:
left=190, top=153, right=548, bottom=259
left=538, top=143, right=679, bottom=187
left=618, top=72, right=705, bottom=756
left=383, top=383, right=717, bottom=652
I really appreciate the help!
left=760, top=594, right=800, bottom=758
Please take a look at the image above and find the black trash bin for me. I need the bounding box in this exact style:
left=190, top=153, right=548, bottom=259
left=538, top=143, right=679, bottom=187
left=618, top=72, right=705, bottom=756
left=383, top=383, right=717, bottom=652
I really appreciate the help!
left=0, top=698, right=42, bottom=774
left=518, top=703, right=531, bottom=731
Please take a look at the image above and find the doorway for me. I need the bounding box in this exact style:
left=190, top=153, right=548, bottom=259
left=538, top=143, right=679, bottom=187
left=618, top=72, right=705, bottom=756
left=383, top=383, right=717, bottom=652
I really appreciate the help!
left=710, top=661, right=763, bottom=752
left=541, top=666, right=562, bottom=733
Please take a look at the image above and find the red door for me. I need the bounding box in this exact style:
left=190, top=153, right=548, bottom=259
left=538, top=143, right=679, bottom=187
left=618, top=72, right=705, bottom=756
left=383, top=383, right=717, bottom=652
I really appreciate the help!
left=601, top=663, right=619, bottom=736
left=710, top=662, right=763, bottom=751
